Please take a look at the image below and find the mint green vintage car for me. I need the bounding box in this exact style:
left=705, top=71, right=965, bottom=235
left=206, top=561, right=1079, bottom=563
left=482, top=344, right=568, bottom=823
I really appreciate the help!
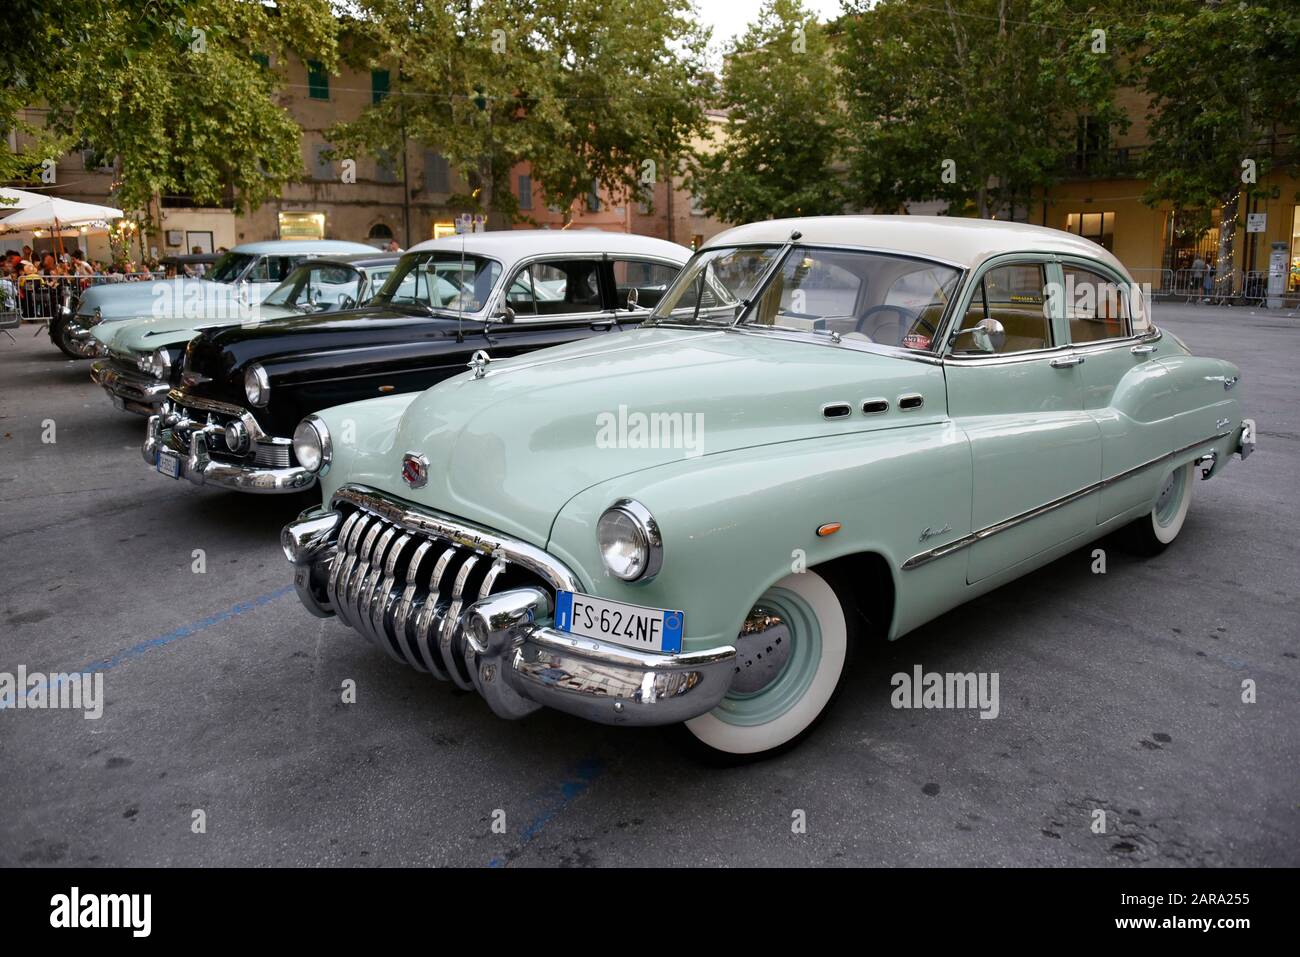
left=281, top=216, right=1255, bottom=759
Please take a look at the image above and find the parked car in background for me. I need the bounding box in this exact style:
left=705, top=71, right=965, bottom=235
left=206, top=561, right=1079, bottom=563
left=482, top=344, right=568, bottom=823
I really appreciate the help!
left=89, top=254, right=400, bottom=416
left=280, top=215, right=1255, bottom=760
left=53, top=239, right=375, bottom=358
left=142, top=230, right=688, bottom=493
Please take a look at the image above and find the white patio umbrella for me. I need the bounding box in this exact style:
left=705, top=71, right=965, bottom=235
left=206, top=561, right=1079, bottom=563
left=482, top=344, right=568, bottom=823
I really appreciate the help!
left=0, top=196, right=124, bottom=232
left=0, top=186, right=46, bottom=211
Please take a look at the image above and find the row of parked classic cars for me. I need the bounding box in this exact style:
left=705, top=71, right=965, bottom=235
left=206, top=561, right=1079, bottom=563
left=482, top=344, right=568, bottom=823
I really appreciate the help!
left=61, top=216, right=1255, bottom=759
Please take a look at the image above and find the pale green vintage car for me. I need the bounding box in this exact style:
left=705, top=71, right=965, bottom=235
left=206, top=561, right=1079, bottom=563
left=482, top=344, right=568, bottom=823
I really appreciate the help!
left=281, top=216, right=1254, bottom=759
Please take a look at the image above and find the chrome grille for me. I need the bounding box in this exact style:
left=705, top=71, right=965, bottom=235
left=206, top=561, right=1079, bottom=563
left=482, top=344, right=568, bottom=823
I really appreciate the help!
left=253, top=442, right=291, bottom=468
left=326, top=502, right=554, bottom=684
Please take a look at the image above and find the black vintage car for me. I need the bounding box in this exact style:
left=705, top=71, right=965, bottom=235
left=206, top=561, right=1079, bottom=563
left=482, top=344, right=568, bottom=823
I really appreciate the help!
left=88, top=253, right=402, bottom=415
left=142, top=230, right=688, bottom=493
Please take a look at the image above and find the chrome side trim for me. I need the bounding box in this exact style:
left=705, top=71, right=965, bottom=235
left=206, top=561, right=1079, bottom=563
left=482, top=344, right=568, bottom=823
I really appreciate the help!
left=331, top=484, right=581, bottom=593
left=901, top=430, right=1232, bottom=570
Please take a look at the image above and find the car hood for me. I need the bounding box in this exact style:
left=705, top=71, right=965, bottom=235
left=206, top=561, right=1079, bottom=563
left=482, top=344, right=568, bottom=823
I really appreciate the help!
left=78, top=278, right=240, bottom=321
left=94, top=305, right=298, bottom=353
left=328, top=326, right=947, bottom=547
left=186, top=306, right=485, bottom=382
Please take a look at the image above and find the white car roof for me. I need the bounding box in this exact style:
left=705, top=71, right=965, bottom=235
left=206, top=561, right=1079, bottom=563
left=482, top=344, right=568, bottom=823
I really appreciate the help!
left=406, top=229, right=690, bottom=268
left=705, top=215, right=1132, bottom=279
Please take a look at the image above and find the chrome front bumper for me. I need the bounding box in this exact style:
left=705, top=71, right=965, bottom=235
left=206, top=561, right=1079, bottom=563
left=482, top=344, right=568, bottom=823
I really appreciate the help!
left=90, top=359, right=170, bottom=415
left=142, top=400, right=317, bottom=494
left=283, top=501, right=737, bottom=727
left=63, top=316, right=102, bottom=358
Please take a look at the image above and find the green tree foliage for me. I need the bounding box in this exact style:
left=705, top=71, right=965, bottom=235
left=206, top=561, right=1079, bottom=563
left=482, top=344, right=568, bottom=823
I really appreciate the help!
left=837, top=0, right=1125, bottom=218
left=3, top=1, right=338, bottom=216
left=686, top=0, right=845, bottom=224
left=328, top=0, right=709, bottom=225
left=1130, top=0, right=1300, bottom=278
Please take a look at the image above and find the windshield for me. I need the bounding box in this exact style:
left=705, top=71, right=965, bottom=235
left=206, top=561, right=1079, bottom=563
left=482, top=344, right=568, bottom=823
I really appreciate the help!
left=207, top=252, right=255, bottom=284
left=373, top=251, right=501, bottom=313
left=649, top=246, right=781, bottom=325
left=652, top=244, right=961, bottom=352
left=263, top=263, right=364, bottom=312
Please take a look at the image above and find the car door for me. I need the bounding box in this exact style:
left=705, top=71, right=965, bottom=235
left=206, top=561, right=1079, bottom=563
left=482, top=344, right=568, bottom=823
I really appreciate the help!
left=1057, top=259, right=1163, bottom=524
left=942, top=255, right=1102, bottom=584
left=487, top=254, right=620, bottom=359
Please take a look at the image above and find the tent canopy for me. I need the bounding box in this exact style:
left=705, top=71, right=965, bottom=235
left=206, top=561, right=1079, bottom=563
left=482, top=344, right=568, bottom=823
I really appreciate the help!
left=0, top=187, right=47, bottom=212
left=0, top=196, right=124, bottom=232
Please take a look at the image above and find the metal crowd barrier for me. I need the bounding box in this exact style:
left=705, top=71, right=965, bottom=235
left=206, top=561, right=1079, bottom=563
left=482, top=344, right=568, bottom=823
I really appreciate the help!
left=1146, top=266, right=1296, bottom=309
left=11, top=272, right=164, bottom=323
left=0, top=282, right=18, bottom=341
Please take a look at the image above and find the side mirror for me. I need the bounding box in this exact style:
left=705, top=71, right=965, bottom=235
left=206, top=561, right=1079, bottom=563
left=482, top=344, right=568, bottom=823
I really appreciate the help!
left=625, top=287, right=639, bottom=311
left=953, top=317, right=1005, bottom=354
left=488, top=304, right=515, bottom=327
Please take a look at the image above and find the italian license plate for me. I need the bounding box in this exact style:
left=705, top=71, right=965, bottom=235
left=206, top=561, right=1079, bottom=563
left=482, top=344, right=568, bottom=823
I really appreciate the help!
left=157, top=451, right=182, bottom=479
left=554, top=591, right=683, bottom=654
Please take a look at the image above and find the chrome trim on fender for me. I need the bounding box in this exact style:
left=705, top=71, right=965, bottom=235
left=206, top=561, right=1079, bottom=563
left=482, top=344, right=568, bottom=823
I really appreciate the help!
left=901, top=430, right=1234, bottom=570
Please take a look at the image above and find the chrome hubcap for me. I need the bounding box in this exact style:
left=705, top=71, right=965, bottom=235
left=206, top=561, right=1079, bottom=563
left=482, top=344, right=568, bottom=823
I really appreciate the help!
left=1155, top=468, right=1181, bottom=521
left=730, top=605, right=792, bottom=695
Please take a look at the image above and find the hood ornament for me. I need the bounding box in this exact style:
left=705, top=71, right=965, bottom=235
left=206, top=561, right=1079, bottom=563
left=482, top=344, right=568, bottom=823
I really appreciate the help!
left=401, top=451, right=429, bottom=489
left=468, top=350, right=491, bottom=379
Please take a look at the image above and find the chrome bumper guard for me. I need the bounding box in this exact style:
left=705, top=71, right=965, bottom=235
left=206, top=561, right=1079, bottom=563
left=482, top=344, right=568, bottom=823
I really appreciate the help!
left=282, top=496, right=736, bottom=727
left=64, top=317, right=101, bottom=358
left=90, top=360, right=170, bottom=415
left=142, top=400, right=316, bottom=494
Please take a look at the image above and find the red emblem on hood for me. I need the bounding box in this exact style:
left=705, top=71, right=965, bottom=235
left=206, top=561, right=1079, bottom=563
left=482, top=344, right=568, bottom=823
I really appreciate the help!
left=401, top=452, right=428, bottom=489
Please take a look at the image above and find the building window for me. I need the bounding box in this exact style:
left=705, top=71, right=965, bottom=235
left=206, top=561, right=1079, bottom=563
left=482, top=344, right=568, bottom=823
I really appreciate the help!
left=307, top=60, right=329, bottom=100
left=311, top=143, right=334, bottom=181
left=251, top=52, right=270, bottom=70
left=368, top=223, right=394, bottom=246
left=425, top=151, right=450, bottom=193
left=587, top=180, right=600, bottom=213
left=518, top=174, right=532, bottom=210
left=690, top=191, right=705, bottom=217
left=1065, top=211, right=1115, bottom=251
left=278, top=212, right=325, bottom=241
left=376, top=150, right=397, bottom=184
left=371, top=69, right=390, bottom=104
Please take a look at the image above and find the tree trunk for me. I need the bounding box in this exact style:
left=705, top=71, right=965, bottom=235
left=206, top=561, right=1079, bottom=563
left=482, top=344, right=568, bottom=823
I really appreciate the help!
left=1215, top=189, right=1239, bottom=297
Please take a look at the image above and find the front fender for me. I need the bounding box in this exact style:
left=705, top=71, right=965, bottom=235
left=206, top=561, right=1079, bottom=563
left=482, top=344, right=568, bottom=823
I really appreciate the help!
left=314, top=393, right=422, bottom=506
left=546, top=422, right=972, bottom=652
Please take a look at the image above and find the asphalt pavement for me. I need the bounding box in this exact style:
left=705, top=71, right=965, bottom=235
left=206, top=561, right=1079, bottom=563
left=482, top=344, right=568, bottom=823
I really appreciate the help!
left=1, top=301, right=1296, bottom=867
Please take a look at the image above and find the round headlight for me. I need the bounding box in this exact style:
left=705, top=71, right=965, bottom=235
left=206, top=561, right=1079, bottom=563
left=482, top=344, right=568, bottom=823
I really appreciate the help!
left=150, top=347, right=171, bottom=379
left=596, top=499, right=662, bottom=583
left=293, top=416, right=331, bottom=473
left=244, top=363, right=270, bottom=407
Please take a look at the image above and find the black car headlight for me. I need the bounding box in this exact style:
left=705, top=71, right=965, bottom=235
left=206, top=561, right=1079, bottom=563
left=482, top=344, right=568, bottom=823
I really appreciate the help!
left=293, top=415, right=331, bottom=474
left=148, top=347, right=171, bottom=379
left=596, top=499, right=663, bottom=583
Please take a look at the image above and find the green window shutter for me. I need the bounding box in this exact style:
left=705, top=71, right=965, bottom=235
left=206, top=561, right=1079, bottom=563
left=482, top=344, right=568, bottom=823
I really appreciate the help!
left=371, top=69, right=390, bottom=104
left=307, top=60, right=329, bottom=100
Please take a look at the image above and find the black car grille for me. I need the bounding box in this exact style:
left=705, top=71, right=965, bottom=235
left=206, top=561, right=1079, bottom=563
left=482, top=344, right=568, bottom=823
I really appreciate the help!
left=326, top=501, right=555, bottom=687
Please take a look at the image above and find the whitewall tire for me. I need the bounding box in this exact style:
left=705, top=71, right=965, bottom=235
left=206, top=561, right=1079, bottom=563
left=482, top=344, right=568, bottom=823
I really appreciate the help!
left=684, top=569, right=850, bottom=758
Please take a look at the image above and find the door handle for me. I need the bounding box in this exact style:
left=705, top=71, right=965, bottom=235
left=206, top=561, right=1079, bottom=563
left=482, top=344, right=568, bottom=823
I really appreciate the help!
left=1130, top=344, right=1157, bottom=357
left=1049, top=355, right=1085, bottom=368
